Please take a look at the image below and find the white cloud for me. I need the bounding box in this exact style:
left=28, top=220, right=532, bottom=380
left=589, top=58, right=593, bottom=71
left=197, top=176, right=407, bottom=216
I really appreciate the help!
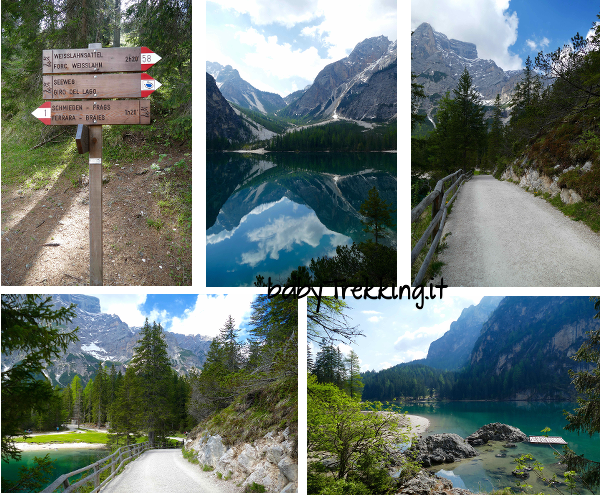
left=236, top=27, right=331, bottom=81
left=392, top=321, right=452, bottom=362
left=337, top=343, right=352, bottom=356
left=368, top=316, right=383, bottom=323
left=94, top=295, right=148, bottom=327
left=209, top=0, right=321, bottom=28
left=362, top=310, right=382, bottom=315
left=170, top=295, right=255, bottom=338
left=526, top=39, right=537, bottom=50
left=411, top=0, right=522, bottom=70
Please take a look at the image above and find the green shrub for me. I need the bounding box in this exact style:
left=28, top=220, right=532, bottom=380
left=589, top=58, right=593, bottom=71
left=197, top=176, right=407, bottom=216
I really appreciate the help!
left=244, top=482, right=266, bottom=493
left=557, top=169, right=581, bottom=189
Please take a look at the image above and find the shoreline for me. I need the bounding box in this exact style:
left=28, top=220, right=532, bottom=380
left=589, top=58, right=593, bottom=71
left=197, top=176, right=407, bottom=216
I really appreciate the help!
left=14, top=442, right=108, bottom=451
left=372, top=411, right=430, bottom=438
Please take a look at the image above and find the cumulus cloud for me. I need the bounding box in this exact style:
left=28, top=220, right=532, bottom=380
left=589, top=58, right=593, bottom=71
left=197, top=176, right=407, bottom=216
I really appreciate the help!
left=362, top=310, right=382, bottom=315
left=236, top=28, right=330, bottom=81
left=170, top=295, right=255, bottom=338
left=411, top=0, right=522, bottom=70
left=368, top=316, right=383, bottom=323
left=209, top=0, right=321, bottom=28
left=95, top=295, right=148, bottom=327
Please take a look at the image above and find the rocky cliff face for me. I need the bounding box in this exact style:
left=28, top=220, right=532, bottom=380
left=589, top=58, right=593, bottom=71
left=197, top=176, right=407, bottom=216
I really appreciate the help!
left=185, top=427, right=297, bottom=492
left=1, top=294, right=212, bottom=387
left=206, top=72, right=250, bottom=143
left=207, top=62, right=286, bottom=115
left=411, top=22, right=524, bottom=122
left=282, top=36, right=396, bottom=121
left=424, top=296, right=504, bottom=370
left=468, top=296, right=597, bottom=399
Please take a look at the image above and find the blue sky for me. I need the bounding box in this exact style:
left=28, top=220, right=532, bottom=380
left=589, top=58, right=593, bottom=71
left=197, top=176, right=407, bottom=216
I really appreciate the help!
left=206, top=0, right=397, bottom=97
left=310, top=294, right=486, bottom=372
left=91, top=294, right=256, bottom=338
left=411, top=0, right=599, bottom=71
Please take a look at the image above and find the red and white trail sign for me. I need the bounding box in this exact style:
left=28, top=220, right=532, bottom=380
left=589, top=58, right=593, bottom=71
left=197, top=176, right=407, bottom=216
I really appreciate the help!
left=140, top=73, right=161, bottom=97
left=31, top=101, right=52, bottom=125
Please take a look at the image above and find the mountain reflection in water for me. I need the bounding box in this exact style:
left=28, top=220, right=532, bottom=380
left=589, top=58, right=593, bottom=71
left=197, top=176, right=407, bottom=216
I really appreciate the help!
left=206, top=152, right=397, bottom=287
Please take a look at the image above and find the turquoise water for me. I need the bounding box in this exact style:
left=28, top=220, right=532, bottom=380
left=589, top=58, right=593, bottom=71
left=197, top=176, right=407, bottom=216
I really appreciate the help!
left=206, top=152, right=397, bottom=286
left=1, top=448, right=109, bottom=492
left=397, top=401, right=600, bottom=494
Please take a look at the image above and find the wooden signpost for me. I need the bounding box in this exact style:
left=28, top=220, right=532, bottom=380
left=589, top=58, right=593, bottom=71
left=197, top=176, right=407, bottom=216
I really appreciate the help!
left=32, top=43, right=162, bottom=286
left=42, top=73, right=161, bottom=99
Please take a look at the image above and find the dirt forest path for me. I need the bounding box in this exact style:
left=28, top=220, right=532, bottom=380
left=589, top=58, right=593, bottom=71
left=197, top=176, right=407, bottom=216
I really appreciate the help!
left=1, top=150, right=191, bottom=286
left=434, top=175, right=600, bottom=286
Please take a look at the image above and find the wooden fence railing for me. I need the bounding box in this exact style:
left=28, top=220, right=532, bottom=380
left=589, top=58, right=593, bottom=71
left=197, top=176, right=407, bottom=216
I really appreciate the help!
left=411, top=169, right=473, bottom=286
left=42, top=440, right=182, bottom=493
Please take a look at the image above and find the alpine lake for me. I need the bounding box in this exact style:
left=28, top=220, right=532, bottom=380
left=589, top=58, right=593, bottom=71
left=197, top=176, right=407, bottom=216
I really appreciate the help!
left=206, top=152, right=397, bottom=287
left=1, top=448, right=109, bottom=492
left=395, top=401, right=600, bottom=495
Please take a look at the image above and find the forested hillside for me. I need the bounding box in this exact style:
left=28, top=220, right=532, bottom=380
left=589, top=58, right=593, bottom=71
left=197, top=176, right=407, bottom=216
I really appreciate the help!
left=361, top=297, right=598, bottom=402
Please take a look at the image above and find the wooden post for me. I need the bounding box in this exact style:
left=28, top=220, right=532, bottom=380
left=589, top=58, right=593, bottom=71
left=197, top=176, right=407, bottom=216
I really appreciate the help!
left=88, top=42, right=103, bottom=286
left=431, top=187, right=443, bottom=239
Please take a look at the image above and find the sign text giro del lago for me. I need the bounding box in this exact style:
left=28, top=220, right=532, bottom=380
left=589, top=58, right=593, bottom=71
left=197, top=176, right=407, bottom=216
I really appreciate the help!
left=31, top=43, right=162, bottom=286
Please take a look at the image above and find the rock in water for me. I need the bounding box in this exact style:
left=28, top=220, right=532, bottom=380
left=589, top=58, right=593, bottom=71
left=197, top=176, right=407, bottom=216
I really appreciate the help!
left=466, top=423, right=527, bottom=445
left=411, top=433, right=479, bottom=467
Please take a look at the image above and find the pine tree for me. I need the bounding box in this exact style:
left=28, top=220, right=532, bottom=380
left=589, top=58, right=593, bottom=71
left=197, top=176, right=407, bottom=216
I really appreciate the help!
left=218, top=316, right=243, bottom=373
left=358, top=187, right=395, bottom=245
left=71, top=375, right=83, bottom=427
left=487, top=94, right=504, bottom=167
left=129, top=319, right=173, bottom=446
left=345, top=350, right=364, bottom=400
left=453, top=67, right=486, bottom=167
left=109, top=367, right=140, bottom=446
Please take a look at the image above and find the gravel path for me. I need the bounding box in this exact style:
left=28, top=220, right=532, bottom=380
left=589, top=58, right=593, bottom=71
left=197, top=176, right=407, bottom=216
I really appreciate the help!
left=100, top=449, right=236, bottom=493
left=435, top=175, right=600, bottom=286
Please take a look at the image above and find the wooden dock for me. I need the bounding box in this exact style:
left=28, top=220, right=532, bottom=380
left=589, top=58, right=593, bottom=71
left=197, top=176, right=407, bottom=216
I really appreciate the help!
left=528, top=436, right=567, bottom=445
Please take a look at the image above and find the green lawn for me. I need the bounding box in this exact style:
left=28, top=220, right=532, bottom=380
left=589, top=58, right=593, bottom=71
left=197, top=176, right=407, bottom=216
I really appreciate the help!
left=14, top=431, right=110, bottom=444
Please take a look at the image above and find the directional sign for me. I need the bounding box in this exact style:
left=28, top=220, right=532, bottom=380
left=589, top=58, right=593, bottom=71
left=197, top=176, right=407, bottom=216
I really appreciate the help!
left=43, top=47, right=161, bottom=74
left=32, top=100, right=151, bottom=125
left=43, top=73, right=161, bottom=99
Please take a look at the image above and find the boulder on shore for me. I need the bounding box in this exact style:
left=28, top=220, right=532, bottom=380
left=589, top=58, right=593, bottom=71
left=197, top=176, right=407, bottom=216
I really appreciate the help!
left=397, top=470, right=476, bottom=495
left=466, top=423, right=527, bottom=446
left=411, top=433, right=479, bottom=467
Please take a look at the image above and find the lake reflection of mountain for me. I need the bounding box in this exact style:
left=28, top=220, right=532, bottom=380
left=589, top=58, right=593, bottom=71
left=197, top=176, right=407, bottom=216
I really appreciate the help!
left=206, top=152, right=397, bottom=287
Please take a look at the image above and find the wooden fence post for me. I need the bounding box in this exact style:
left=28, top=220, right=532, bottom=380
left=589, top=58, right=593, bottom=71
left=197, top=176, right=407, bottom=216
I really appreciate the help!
left=431, top=185, right=443, bottom=239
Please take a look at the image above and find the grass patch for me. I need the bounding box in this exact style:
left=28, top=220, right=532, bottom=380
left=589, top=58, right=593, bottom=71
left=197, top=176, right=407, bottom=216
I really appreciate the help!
left=244, top=482, right=266, bottom=493
left=14, top=431, right=110, bottom=444
left=411, top=203, right=446, bottom=284
left=202, top=464, right=214, bottom=472
left=201, top=377, right=298, bottom=457
left=546, top=195, right=600, bottom=232
left=182, top=446, right=199, bottom=464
